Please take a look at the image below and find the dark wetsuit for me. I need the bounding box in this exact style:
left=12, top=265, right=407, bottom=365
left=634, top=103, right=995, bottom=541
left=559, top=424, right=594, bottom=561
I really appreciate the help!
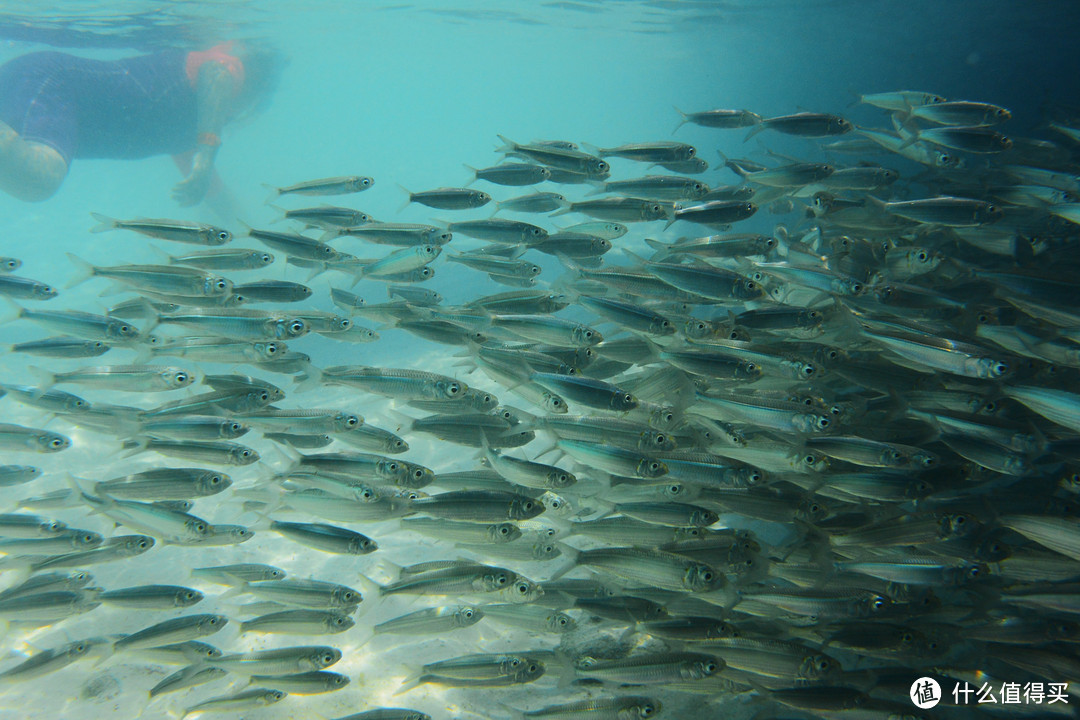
left=0, top=45, right=242, bottom=165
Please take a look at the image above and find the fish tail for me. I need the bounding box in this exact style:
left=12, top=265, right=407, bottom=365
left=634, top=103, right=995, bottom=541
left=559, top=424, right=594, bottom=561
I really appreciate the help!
left=643, top=237, right=670, bottom=257
left=396, top=184, right=413, bottom=213
left=671, top=105, right=690, bottom=135
left=743, top=124, right=765, bottom=142
left=463, top=164, right=478, bottom=187
left=494, top=134, right=518, bottom=154
left=0, top=297, right=23, bottom=326
left=394, top=670, right=426, bottom=696
left=64, top=252, right=96, bottom=290
left=261, top=183, right=281, bottom=205
left=26, top=365, right=56, bottom=391
left=88, top=212, right=118, bottom=233
left=267, top=204, right=289, bottom=225
left=120, top=438, right=150, bottom=459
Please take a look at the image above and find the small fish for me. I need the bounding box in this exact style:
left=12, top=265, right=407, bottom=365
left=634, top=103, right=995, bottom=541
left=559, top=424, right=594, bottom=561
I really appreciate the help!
left=374, top=605, right=484, bottom=635
left=181, top=688, right=286, bottom=719
left=747, top=112, right=852, bottom=139
left=98, top=585, right=203, bottom=609
left=401, top=186, right=491, bottom=210
left=467, top=163, right=551, bottom=186
left=0, top=424, right=70, bottom=453
left=493, top=191, right=570, bottom=214
left=0, top=275, right=57, bottom=300
left=674, top=106, right=761, bottom=132
left=266, top=175, right=373, bottom=199
left=90, top=213, right=232, bottom=245
left=113, top=614, right=227, bottom=651
left=239, top=609, right=355, bottom=635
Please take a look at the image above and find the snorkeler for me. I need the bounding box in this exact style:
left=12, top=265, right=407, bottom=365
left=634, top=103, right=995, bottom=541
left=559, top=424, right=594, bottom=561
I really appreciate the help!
left=0, top=40, right=284, bottom=204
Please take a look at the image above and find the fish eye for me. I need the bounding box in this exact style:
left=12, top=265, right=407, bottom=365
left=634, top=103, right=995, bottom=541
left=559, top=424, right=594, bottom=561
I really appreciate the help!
left=818, top=658, right=831, bottom=671
left=917, top=251, right=928, bottom=261
left=185, top=591, right=197, bottom=600
left=412, top=469, right=424, bottom=479
left=499, top=526, right=509, bottom=535
left=705, top=661, right=717, bottom=673
left=988, top=204, right=998, bottom=212
left=745, top=280, right=756, bottom=290
left=802, top=366, right=814, bottom=377
left=218, top=231, right=230, bottom=241
left=207, top=617, right=220, bottom=626
left=175, top=372, right=189, bottom=383
left=872, top=597, right=888, bottom=610
left=805, top=455, right=816, bottom=464
left=49, top=438, right=64, bottom=448
left=447, top=383, right=461, bottom=395
left=523, top=501, right=535, bottom=511
left=818, top=417, right=830, bottom=428
left=641, top=706, right=656, bottom=717
left=649, top=462, right=660, bottom=471
left=346, top=416, right=359, bottom=427
left=517, top=583, right=530, bottom=594
left=550, top=498, right=563, bottom=509
left=290, top=321, right=305, bottom=333
left=463, top=609, right=474, bottom=618
left=993, top=362, right=1008, bottom=376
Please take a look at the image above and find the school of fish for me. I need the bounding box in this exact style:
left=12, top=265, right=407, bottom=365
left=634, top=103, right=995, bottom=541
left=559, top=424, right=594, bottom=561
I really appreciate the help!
left=1, top=90, right=1080, bottom=720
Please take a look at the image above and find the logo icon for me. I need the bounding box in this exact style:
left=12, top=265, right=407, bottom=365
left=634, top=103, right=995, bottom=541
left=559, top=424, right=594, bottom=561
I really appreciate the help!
left=911, top=677, right=942, bottom=709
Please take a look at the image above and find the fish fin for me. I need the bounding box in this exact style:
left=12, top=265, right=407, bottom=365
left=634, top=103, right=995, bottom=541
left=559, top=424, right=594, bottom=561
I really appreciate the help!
left=0, top=297, right=22, bottom=326
left=463, top=164, right=478, bottom=186
left=643, top=237, right=669, bottom=254
left=64, top=252, right=96, bottom=289
left=382, top=407, right=415, bottom=435
left=896, top=131, right=919, bottom=150
left=267, top=204, right=289, bottom=225
left=120, top=438, right=150, bottom=459
left=88, top=212, right=119, bottom=233
left=261, top=183, right=281, bottom=205
left=552, top=253, right=584, bottom=276
left=620, top=247, right=649, bottom=266
left=672, top=105, right=689, bottom=135
left=396, top=184, right=413, bottom=212
left=579, top=141, right=602, bottom=156
left=494, top=134, right=518, bottom=154
left=548, top=205, right=573, bottom=217
left=583, top=180, right=606, bottom=197
left=743, top=124, right=765, bottom=142
left=25, top=365, right=56, bottom=391
left=394, top=669, right=427, bottom=696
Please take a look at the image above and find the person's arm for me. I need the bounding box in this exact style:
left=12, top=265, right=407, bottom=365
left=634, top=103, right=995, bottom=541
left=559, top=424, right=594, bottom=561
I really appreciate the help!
left=172, top=61, right=236, bottom=207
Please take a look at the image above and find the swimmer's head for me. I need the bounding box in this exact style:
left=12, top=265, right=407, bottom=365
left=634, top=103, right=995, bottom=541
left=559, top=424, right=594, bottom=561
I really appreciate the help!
left=231, top=38, right=289, bottom=122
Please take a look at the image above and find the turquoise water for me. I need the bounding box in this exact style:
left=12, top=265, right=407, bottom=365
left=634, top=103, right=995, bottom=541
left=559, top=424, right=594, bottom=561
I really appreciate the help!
left=1, top=2, right=1080, bottom=719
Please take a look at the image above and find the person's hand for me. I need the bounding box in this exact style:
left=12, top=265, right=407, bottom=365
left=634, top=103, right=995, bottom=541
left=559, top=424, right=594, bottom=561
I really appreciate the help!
left=172, top=168, right=213, bottom=207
